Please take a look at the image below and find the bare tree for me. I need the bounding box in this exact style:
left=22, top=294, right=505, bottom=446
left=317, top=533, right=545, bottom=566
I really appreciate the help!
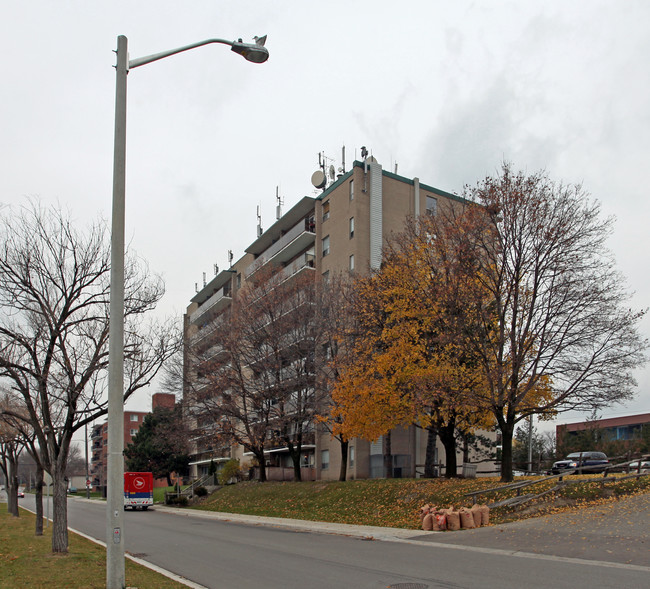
left=184, top=266, right=322, bottom=482
left=0, top=393, right=26, bottom=517
left=432, top=164, right=647, bottom=481
left=0, top=201, right=180, bottom=552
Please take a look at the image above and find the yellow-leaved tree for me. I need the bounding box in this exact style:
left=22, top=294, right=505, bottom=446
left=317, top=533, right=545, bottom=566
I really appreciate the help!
left=331, top=211, right=493, bottom=477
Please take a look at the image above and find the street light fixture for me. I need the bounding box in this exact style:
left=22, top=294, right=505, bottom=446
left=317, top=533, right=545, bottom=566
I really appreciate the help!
left=107, top=34, right=268, bottom=589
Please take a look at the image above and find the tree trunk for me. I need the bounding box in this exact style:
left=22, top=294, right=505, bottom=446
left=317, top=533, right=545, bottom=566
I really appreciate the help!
left=338, top=438, right=349, bottom=481
left=8, top=466, right=19, bottom=517
left=439, top=424, right=457, bottom=478
left=287, top=442, right=302, bottom=482
left=35, top=466, right=44, bottom=536
left=51, top=469, right=69, bottom=553
left=424, top=426, right=438, bottom=478
left=462, top=434, right=470, bottom=463
left=383, top=431, right=393, bottom=479
left=499, top=419, right=515, bottom=483
left=256, top=451, right=267, bottom=482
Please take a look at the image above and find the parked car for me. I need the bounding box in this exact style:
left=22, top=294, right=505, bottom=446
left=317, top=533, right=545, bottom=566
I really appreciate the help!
left=17, top=489, right=25, bottom=498
left=551, top=451, right=609, bottom=474
left=67, top=486, right=78, bottom=494
left=628, top=460, right=650, bottom=473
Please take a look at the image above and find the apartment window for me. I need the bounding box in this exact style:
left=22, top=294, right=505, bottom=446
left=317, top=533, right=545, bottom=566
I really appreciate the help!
left=321, top=449, right=330, bottom=470
left=236, top=273, right=241, bottom=289
left=349, top=445, right=355, bottom=468
left=130, top=415, right=138, bottom=422
left=322, top=201, right=330, bottom=222
left=349, top=216, right=354, bottom=239
left=349, top=179, right=354, bottom=201
left=322, top=235, right=330, bottom=257
left=322, top=270, right=330, bottom=283
left=426, top=195, right=437, bottom=216
left=130, top=429, right=137, bottom=437
left=349, top=254, right=355, bottom=271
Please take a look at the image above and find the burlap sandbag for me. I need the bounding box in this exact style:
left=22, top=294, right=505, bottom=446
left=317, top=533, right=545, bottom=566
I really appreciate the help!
left=479, top=504, right=490, bottom=526
left=470, top=504, right=483, bottom=527
left=434, top=511, right=447, bottom=531
left=422, top=513, right=434, bottom=531
left=446, top=510, right=461, bottom=531
left=459, top=507, right=476, bottom=529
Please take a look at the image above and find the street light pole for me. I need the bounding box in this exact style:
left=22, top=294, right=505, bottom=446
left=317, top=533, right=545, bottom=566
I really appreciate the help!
left=107, top=34, right=128, bottom=589
left=107, top=34, right=268, bottom=589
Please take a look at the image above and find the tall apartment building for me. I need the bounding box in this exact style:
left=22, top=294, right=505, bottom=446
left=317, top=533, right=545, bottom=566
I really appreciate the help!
left=184, top=156, right=493, bottom=481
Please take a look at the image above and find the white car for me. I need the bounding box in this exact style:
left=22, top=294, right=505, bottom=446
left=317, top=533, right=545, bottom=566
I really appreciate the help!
left=628, top=460, right=650, bottom=473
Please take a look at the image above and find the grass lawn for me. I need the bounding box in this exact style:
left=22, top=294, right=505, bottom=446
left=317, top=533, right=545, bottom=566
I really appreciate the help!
left=0, top=504, right=187, bottom=589
left=190, top=474, right=650, bottom=529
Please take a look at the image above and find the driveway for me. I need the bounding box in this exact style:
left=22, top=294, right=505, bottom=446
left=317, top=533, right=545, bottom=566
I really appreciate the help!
left=414, top=491, right=650, bottom=566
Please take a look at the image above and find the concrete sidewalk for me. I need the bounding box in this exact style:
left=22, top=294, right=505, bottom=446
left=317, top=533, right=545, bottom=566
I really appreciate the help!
left=153, top=502, right=435, bottom=542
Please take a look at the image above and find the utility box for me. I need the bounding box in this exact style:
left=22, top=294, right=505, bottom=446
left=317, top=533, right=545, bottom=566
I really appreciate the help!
left=462, top=464, right=478, bottom=479
left=124, top=472, right=153, bottom=510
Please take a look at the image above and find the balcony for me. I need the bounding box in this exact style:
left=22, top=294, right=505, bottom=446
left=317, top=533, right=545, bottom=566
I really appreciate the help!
left=266, top=430, right=316, bottom=451
left=279, top=252, right=315, bottom=281
left=245, top=219, right=315, bottom=278
left=189, top=284, right=232, bottom=325
left=189, top=446, right=233, bottom=466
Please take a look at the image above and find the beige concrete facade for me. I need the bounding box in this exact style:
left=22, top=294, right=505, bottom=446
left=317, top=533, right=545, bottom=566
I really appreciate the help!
left=184, top=158, right=495, bottom=481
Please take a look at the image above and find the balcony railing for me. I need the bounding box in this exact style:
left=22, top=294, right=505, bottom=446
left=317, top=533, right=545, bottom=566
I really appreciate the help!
left=189, top=285, right=232, bottom=325
left=279, top=253, right=315, bottom=280
left=265, top=430, right=316, bottom=451
left=245, top=220, right=315, bottom=278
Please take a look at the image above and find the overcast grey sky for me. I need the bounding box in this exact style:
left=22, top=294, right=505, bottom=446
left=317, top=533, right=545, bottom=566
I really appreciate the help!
left=2, top=1, right=649, bottom=431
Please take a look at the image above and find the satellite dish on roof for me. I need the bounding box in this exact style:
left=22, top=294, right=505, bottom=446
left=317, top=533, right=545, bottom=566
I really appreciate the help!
left=311, top=170, right=327, bottom=189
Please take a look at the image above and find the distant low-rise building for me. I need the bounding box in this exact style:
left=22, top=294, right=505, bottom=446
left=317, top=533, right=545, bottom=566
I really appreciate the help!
left=557, top=413, right=650, bottom=445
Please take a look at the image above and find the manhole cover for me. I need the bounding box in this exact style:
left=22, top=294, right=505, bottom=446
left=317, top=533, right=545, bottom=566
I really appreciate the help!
left=388, top=585, right=428, bottom=589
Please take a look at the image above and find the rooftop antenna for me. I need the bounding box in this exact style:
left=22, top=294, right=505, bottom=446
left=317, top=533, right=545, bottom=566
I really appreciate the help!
left=311, top=151, right=327, bottom=191
left=202, top=272, right=207, bottom=287
left=276, top=186, right=284, bottom=220
left=340, top=144, right=346, bottom=174
left=394, top=161, right=398, bottom=174
left=194, top=282, right=199, bottom=293
left=228, top=249, right=234, bottom=268
left=361, top=145, right=369, bottom=193
left=256, top=205, right=263, bottom=238
left=213, top=263, right=219, bottom=275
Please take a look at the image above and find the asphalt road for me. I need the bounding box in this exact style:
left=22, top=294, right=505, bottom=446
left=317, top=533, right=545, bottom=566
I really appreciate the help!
left=13, top=492, right=650, bottom=589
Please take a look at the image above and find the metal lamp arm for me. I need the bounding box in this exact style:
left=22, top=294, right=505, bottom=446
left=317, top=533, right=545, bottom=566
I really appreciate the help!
left=128, top=38, right=233, bottom=70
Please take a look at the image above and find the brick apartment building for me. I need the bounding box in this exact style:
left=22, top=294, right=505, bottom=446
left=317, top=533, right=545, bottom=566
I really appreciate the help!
left=184, top=155, right=496, bottom=481
left=90, top=392, right=175, bottom=491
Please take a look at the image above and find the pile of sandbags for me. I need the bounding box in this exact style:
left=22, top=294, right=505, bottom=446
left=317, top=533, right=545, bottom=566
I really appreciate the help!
left=419, top=503, right=489, bottom=531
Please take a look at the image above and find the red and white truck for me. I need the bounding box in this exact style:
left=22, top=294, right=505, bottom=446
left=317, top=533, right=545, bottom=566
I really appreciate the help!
left=124, top=472, right=153, bottom=510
